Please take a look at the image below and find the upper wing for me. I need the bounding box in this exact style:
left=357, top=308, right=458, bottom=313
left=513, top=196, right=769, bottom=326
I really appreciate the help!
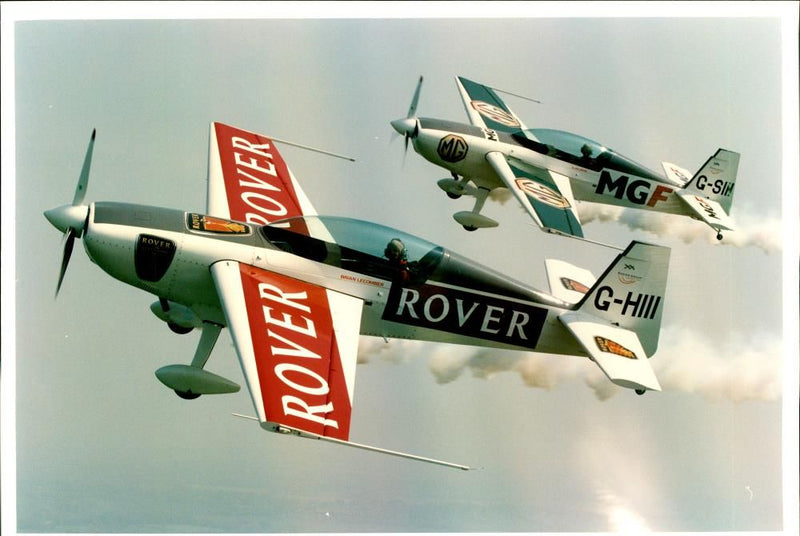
left=206, top=122, right=317, bottom=223
left=486, top=152, right=583, bottom=238
left=456, top=76, right=530, bottom=134
left=211, top=260, right=361, bottom=440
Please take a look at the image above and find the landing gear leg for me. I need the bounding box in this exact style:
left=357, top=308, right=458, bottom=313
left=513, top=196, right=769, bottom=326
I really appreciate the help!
left=173, top=322, right=222, bottom=400
left=453, top=187, right=499, bottom=231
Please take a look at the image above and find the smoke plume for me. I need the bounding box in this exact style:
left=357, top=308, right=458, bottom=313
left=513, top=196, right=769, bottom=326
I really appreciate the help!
left=357, top=326, right=782, bottom=402
left=577, top=204, right=783, bottom=254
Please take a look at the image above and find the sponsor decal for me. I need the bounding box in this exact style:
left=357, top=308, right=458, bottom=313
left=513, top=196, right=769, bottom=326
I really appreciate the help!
left=515, top=178, right=571, bottom=209
left=213, top=123, right=308, bottom=227
left=670, top=166, right=689, bottom=182
left=471, top=101, right=520, bottom=127
left=134, top=234, right=176, bottom=282
left=238, top=267, right=351, bottom=440
left=186, top=213, right=251, bottom=235
left=617, top=264, right=642, bottom=285
left=593, top=286, right=662, bottom=320
left=560, top=277, right=589, bottom=294
left=481, top=128, right=499, bottom=142
left=691, top=195, right=722, bottom=221
left=595, top=170, right=674, bottom=207
left=437, top=134, right=468, bottom=163
left=383, top=283, right=547, bottom=349
left=595, top=336, right=637, bottom=359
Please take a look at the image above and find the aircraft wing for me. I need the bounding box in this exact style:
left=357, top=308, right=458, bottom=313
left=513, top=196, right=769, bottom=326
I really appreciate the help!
left=206, top=122, right=317, bottom=223
left=456, top=76, right=532, bottom=135
left=486, top=152, right=584, bottom=238
left=211, top=260, right=361, bottom=440
left=210, top=259, right=470, bottom=469
left=559, top=311, right=661, bottom=392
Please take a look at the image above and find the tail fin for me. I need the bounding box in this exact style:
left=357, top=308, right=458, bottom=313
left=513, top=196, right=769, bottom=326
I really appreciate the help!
left=683, top=148, right=740, bottom=214
left=575, top=241, right=671, bottom=356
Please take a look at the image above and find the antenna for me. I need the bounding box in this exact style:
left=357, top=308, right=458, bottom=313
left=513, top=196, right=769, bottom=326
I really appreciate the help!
left=492, top=87, right=542, bottom=105
left=270, top=136, right=355, bottom=162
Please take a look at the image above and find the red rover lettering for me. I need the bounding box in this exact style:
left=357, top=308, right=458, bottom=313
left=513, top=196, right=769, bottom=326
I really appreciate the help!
left=257, top=281, right=341, bottom=431
left=232, top=138, right=288, bottom=225
left=214, top=123, right=305, bottom=225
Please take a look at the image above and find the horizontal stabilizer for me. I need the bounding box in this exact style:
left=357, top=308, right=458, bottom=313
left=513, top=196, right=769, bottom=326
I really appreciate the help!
left=544, top=259, right=596, bottom=304
left=661, top=161, right=693, bottom=187
left=233, top=414, right=471, bottom=471
left=560, top=312, right=661, bottom=392
left=676, top=192, right=736, bottom=231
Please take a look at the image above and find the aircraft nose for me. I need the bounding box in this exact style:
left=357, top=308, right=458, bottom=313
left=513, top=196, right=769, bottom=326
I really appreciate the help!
left=390, top=117, right=418, bottom=138
left=44, top=204, right=89, bottom=235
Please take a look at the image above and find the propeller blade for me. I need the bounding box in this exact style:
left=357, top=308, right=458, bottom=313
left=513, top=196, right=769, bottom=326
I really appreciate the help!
left=407, top=75, right=423, bottom=119
left=56, top=228, right=76, bottom=297
left=72, top=129, right=96, bottom=206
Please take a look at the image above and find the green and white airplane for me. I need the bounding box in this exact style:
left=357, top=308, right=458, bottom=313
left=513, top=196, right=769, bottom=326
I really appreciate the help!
left=392, top=76, right=740, bottom=241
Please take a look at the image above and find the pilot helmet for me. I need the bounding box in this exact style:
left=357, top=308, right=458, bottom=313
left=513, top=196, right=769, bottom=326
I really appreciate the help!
left=384, top=238, right=407, bottom=262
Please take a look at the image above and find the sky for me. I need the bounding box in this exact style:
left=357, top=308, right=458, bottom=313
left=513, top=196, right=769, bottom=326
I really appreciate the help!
left=2, top=2, right=798, bottom=534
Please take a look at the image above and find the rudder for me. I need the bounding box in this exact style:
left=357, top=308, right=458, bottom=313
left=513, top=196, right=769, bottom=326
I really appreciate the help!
left=575, top=241, right=671, bottom=356
left=683, top=148, right=740, bottom=214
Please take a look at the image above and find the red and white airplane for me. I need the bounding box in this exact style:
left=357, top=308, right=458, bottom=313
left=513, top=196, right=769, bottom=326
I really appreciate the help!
left=45, top=123, right=671, bottom=470
left=392, top=76, right=740, bottom=241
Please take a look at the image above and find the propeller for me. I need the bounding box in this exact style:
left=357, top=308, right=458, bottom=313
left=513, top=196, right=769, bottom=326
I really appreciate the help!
left=390, top=75, right=423, bottom=155
left=44, top=129, right=95, bottom=297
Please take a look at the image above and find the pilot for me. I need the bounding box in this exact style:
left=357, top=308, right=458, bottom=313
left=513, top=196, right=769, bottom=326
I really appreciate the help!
left=385, top=238, right=410, bottom=282
left=385, top=238, right=407, bottom=264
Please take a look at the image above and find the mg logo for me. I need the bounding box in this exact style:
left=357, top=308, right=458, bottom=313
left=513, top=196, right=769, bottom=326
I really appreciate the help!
left=437, top=134, right=468, bottom=163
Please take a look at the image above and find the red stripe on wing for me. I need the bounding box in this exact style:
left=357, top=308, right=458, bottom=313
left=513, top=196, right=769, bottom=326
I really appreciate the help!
left=213, top=123, right=306, bottom=225
left=237, top=264, right=352, bottom=440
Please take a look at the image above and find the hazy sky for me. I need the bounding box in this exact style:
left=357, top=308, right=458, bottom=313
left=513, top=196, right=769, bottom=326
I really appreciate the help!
left=3, top=2, right=798, bottom=534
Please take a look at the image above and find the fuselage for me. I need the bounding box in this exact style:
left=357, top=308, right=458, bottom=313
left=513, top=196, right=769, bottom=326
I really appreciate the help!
left=410, top=117, right=693, bottom=216
left=82, top=201, right=586, bottom=357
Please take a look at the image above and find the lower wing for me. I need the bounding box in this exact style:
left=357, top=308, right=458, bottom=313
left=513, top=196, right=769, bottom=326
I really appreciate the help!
left=211, top=260, right=360, bottom=439
left=486, top=152, right=584, bottom=238
left=211, top=260, right=471, bottom=470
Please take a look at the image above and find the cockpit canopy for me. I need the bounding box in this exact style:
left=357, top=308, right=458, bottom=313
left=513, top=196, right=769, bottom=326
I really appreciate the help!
left=513, top=128, right=664, bottom=182
left=261, top=216, right=444, bottom=283
left=260, top=216, right=557, bottom=304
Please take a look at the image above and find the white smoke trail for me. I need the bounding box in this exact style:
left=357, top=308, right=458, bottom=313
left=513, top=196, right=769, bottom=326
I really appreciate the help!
left=577, top=204, right=783, bottom=254
left=488, top=188, right=513, bottom=205
left=653, top=325, right=782, bottom=403
left=357, top=325, right=782, bottom=402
